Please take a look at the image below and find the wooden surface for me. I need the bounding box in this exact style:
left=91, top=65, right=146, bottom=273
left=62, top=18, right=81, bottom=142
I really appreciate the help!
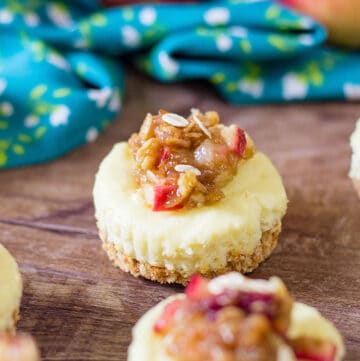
left=1, top=71, right=360, bottom=361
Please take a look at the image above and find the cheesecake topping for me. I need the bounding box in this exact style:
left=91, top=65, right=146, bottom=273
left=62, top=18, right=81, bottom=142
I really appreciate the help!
left=153, top=273, right=338, bottom=361
left=128, top=109, right=255, bottom=211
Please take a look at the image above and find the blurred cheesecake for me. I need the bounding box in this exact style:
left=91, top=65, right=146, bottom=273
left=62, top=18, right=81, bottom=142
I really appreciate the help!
left=128, top=273, right=345, bottom=361
left=349, top=119, right=360, bottom=198
left=0, top=334, right=40, bottom=361
left=0, top=244, right=22, bottom=334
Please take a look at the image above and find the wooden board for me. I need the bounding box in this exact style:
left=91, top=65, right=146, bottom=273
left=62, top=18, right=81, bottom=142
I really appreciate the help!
left=1, top=71, right=359, bottom=361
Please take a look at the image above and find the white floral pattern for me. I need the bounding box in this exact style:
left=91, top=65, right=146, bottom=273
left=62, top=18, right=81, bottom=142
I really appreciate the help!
left=282, top=73, right=308, bottom=100
left=108, top=89, right=122, bottom=112
left=88, top=88, right=112, bottom=108
left=158, top=51, right=179, bottom=77
left=139, top=7, right=156, bottom=26
left=204, top=7, right=230, bottom=26
left=0, top=8, right=13, bottom=24
left=47, top=3, right=73, bottom=28
left=298, top=35, right=313, bottom=46
left=50, top=105, right=70, bottom=126
left=300, top=17, right=314, bottom=30
left=216, top=35, right=232, bottom=52
left=0, top=102, right=13, bottom=116
left=229, top=26, right=247, bottom=38
left=344, top=83, right=360, bottom=100
left=86, top=127, right=99, bottom=143
left=24, top=12, right=40, bottom=27
left=46, top=53, right=70, bottom=71
left=24, top=115, right=40, bottom=128
left=122, top=25, right=140, bottom=47
left=238, top=79, right=264, bottom=98
left=0, top=79, right=7, bottom=95
left=74, top=38, right=88, bottom=49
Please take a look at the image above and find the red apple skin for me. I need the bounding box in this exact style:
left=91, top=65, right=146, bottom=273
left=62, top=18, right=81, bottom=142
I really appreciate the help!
left=279, top=0, right=360, bottom=48
left=232, top=127, right=247, bottom=158
left=185, top=274, right=210, bottom=300
left=152, top=184, right=182, bottom=211
left=153, top=299, right=183, bottom=333
left=291, top=338, right=337, bottom=361
left=158, top=146, right=170, bottom=165
left=294, top=345, right=336, bottom=361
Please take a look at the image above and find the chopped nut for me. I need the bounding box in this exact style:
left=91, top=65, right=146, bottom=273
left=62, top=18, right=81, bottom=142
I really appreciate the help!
left=128, top=133, right=142, bottom=153
left=165, top=137, right=191, bottom=148
left=205, top=187, right=224, bottom=203
left=177, top=171, right=198, bottom=200
left=139, top=113, right=155, bottom=140
left=136, top=138, right=161, bottom=170
left=184, top=121, right=196, bottom=132
left=187, top=190, right=206, bottom=208
left=204, top=111, right=220, bottom=126
left=185, top=132, right=203, bottom=139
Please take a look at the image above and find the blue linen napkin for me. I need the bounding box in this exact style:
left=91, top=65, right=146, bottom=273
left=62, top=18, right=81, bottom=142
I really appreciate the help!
left=0, top=0, right=359, bottom=169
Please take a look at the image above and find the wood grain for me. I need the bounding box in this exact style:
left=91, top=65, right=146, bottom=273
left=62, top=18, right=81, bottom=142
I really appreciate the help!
left=0, top=71, right=359, bottom=361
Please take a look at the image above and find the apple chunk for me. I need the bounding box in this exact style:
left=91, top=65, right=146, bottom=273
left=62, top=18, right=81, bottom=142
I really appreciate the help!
left=221, top=125, right=247, bottom=157
left=186, top=274, right=211, bottom=301
left=153, top=299, right=183, bottom=334
left=232, top=127, right=247, bottom=157
left=152, top=183, right=181, bottom=211
left=290, top=337, right=337, bottom=361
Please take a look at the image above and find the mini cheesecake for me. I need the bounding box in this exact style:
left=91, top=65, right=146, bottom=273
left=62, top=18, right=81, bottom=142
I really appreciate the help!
left=94, top=109, right=288, bottom=284
left=349, top=118, right=360, bottom=198
left=0, top=334, right=40, bottom=361
left=128, top=273, right=345, bottom=361
left=0, top=244, right=22, bottom=334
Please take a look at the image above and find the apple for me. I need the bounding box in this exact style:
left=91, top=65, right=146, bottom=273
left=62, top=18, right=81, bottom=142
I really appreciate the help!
left=185, top=274, right=211, bottom=300
left=185, top=274, right=278, bottom=323
left=290, top=337, right=337, bottom=361
left=232, top=126, right=247, bottom=157
left=221, top=125, right=247, bottom=157
left=153, top=299, right=184, bottom=333
left=152, top=183, right=182, bottom=211
left=279, top=0, right=360, bottom=48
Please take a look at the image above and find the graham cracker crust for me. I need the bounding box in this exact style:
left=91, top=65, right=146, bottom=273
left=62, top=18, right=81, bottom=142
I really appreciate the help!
left=101, top=221, right=281, bottom=285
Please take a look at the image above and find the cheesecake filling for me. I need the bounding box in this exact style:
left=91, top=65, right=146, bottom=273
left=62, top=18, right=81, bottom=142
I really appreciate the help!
left=128, top=109, right=255, bottom=211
